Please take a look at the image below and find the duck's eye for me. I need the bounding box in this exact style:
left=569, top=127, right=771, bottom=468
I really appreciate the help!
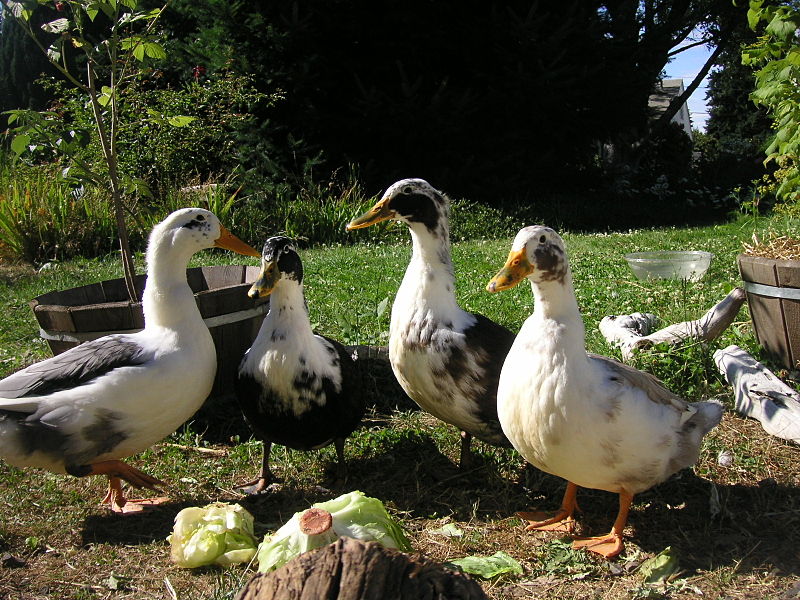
left=512, top=258, right=521, bottom=266
left=539, top=235, right=546, bottom=244
left=196, top=214, right=206, bottom=221
left=402, top=186, right=413, bottom=194
left=283, top=244, right=293, bottom=253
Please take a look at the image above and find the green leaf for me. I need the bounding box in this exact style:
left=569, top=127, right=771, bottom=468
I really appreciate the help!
left=96, top=86, right=114, bottom=107
left=638, top=546, right=679, bottom=584
left=133, top=43, right=145, bottom=61
left=166, top=115, right=196, bottom=127
left=146, top=108, right=166, bottom=125
left=143, top=42, right=166, bottom=59
left=766, top=14, right=798, bottom=41
left=41, top=18, right=69, bottom=33
left=10, top=134, right=31, bottom=155
left=748, top=7, right=763, bottom=30
left=447, top=551, right=523, bottom=579
left=376, top=296, right=389, bottom=319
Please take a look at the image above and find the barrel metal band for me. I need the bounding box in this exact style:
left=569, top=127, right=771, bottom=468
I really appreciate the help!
left=38, top=302, right=270, bottom=343
left=744, top=280, right=800, bottom=300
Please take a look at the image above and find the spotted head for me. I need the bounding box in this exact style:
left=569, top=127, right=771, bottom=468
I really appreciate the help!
left=248, top=236, right=303, bottom=299
left=346, top=178, right=449, bottom=238
left=147, top=207, right=260, bottom=264
left=486, top=225, right=569, bottom=293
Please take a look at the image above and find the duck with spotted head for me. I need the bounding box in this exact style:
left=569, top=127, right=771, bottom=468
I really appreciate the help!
left=0, top=208, right=260, bottom=513
left=487, top=225, right=723, bottom=558
left=347, top=178, right=514, bottom=468
left=235, top=236, right=365, bottom=493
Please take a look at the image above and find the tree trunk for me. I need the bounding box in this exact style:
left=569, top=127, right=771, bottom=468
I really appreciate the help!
left=236, top=537, right=488, bottom=600
left=600, top=287, right=746, bottom=360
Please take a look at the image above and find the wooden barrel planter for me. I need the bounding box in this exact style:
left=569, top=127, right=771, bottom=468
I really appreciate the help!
left=738, top=254, right=800, bottom=369
left=28, top=265, right=268, bottom=399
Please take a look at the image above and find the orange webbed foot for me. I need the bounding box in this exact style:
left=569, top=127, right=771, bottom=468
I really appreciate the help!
left=571, top=532, right=624, bottom=558
left=517, top=509, right=577, bottom=533
left=100, top=476, right=170, bottom=515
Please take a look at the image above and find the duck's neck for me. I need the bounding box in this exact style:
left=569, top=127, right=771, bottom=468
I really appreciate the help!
left=260, top=280, right=313, bottom=341
left=529, top=271, right=585, bottom=351
left=397, top=221, right=460, bottom=316
left=142, top=244, right=200, bottom=330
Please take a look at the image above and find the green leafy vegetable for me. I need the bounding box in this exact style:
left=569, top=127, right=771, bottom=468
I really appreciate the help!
left=447, top=551, right=523, bottom=579
left=256, top=491, right=411, bottom=572
left=430, top=523, right=464, bottom=538
left=168, top=502, right=258, bottom=568
left=638, top=546, right=679, bottom=584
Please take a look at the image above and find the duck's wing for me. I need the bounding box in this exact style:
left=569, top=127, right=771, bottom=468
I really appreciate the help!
left=319, top=335, right=365, bottom=432
left=0, top=335, right=152, bottom=404
left=461, top=313, right=516, bottom=444
left=467, top=313, right=516, bottom=379
left=589, top=353, right=691, bottom=412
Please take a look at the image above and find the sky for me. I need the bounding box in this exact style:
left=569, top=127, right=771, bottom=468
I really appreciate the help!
left=663, top=38, right=714, bottom=132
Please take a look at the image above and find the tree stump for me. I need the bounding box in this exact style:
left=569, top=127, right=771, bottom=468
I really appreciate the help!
left=236, top=537, right=488, bottom=600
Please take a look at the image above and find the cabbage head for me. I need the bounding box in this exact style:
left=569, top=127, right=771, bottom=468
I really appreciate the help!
left=168, top=502, right=258, bottom=568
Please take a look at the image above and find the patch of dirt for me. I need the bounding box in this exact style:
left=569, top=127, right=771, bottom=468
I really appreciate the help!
left=0, top=403, right=798, bottom=600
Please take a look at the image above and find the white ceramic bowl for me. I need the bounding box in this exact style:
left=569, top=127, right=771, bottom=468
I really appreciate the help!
left=624, top=251, right=713, bottom=282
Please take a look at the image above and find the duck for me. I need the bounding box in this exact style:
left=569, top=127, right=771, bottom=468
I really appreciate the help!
left=0, top=208, right=261, bottom=513
left=346, top=178, right=514, bottom=467
left=235, top=236, right=365, bottom=493
left=486, top=225, right=723, bottom=558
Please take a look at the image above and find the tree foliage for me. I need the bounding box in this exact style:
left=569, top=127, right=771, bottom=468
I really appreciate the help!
left=743, top=0, right=800, bottom=203
left=700, top=2, right=774, bottom=194
left=152, top=0, right=742, bottom=203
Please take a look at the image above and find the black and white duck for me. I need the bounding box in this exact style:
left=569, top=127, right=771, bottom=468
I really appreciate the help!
left=346, top=178, right=514, bottom=467
left=0, top=208, right=260, bottom=513
left=487, top=225, right=724, bottom=558
left=235, top=236, right=365, bottom=492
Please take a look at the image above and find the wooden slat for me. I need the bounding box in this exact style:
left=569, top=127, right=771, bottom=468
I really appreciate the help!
left=195, top=284, right=253, bottom=317
left=30, top=302, right=76, bottom=333
left=70, top=301, right=140, bottom=331
left=186, top=267, right=209, bottom=293
left=739, top=254, right=799, bottom=369
left=245, top=265, right=261, bottom=282
left=202, top=265, right=246, bottom=289
left=776, top=262, right=800, bottom=368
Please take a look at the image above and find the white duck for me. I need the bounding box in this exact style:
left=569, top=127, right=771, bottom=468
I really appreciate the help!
left=347, top=179, right=514, bottom=467
left=487, top=225, right=723, bottom=558
left=0, top=208, right=260, bottom=513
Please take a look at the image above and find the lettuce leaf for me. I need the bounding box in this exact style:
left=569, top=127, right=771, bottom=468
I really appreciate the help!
left=256, top=491, right=411, bottom=572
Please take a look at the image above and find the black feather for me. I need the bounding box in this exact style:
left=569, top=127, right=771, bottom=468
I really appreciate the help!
left=0, top=336, right=151, bottom=400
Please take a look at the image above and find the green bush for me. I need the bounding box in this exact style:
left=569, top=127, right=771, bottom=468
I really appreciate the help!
left=0, top=161, right=122, bottom=263
left=42, top=70, right=283, bottom=193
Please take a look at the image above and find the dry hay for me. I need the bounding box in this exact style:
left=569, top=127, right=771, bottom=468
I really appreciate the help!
left=742, top=233, right=800, bottom=260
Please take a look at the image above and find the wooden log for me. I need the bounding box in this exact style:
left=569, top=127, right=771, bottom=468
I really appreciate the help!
left=714, top=344, right=800, bottom=444
left=236, top=537, right=488, bottom=600
left=600, top=287, right=746, bottom=360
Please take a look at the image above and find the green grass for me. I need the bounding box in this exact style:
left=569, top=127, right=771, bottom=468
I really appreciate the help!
left=1, top=211, right=799, bottom=600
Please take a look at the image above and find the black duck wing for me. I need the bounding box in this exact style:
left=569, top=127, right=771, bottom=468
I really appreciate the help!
left=320, top=335, right=366, bottom=438
left=0, top=335, right=152, bottom=402
left=461, top=313, right=516, bottom=446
